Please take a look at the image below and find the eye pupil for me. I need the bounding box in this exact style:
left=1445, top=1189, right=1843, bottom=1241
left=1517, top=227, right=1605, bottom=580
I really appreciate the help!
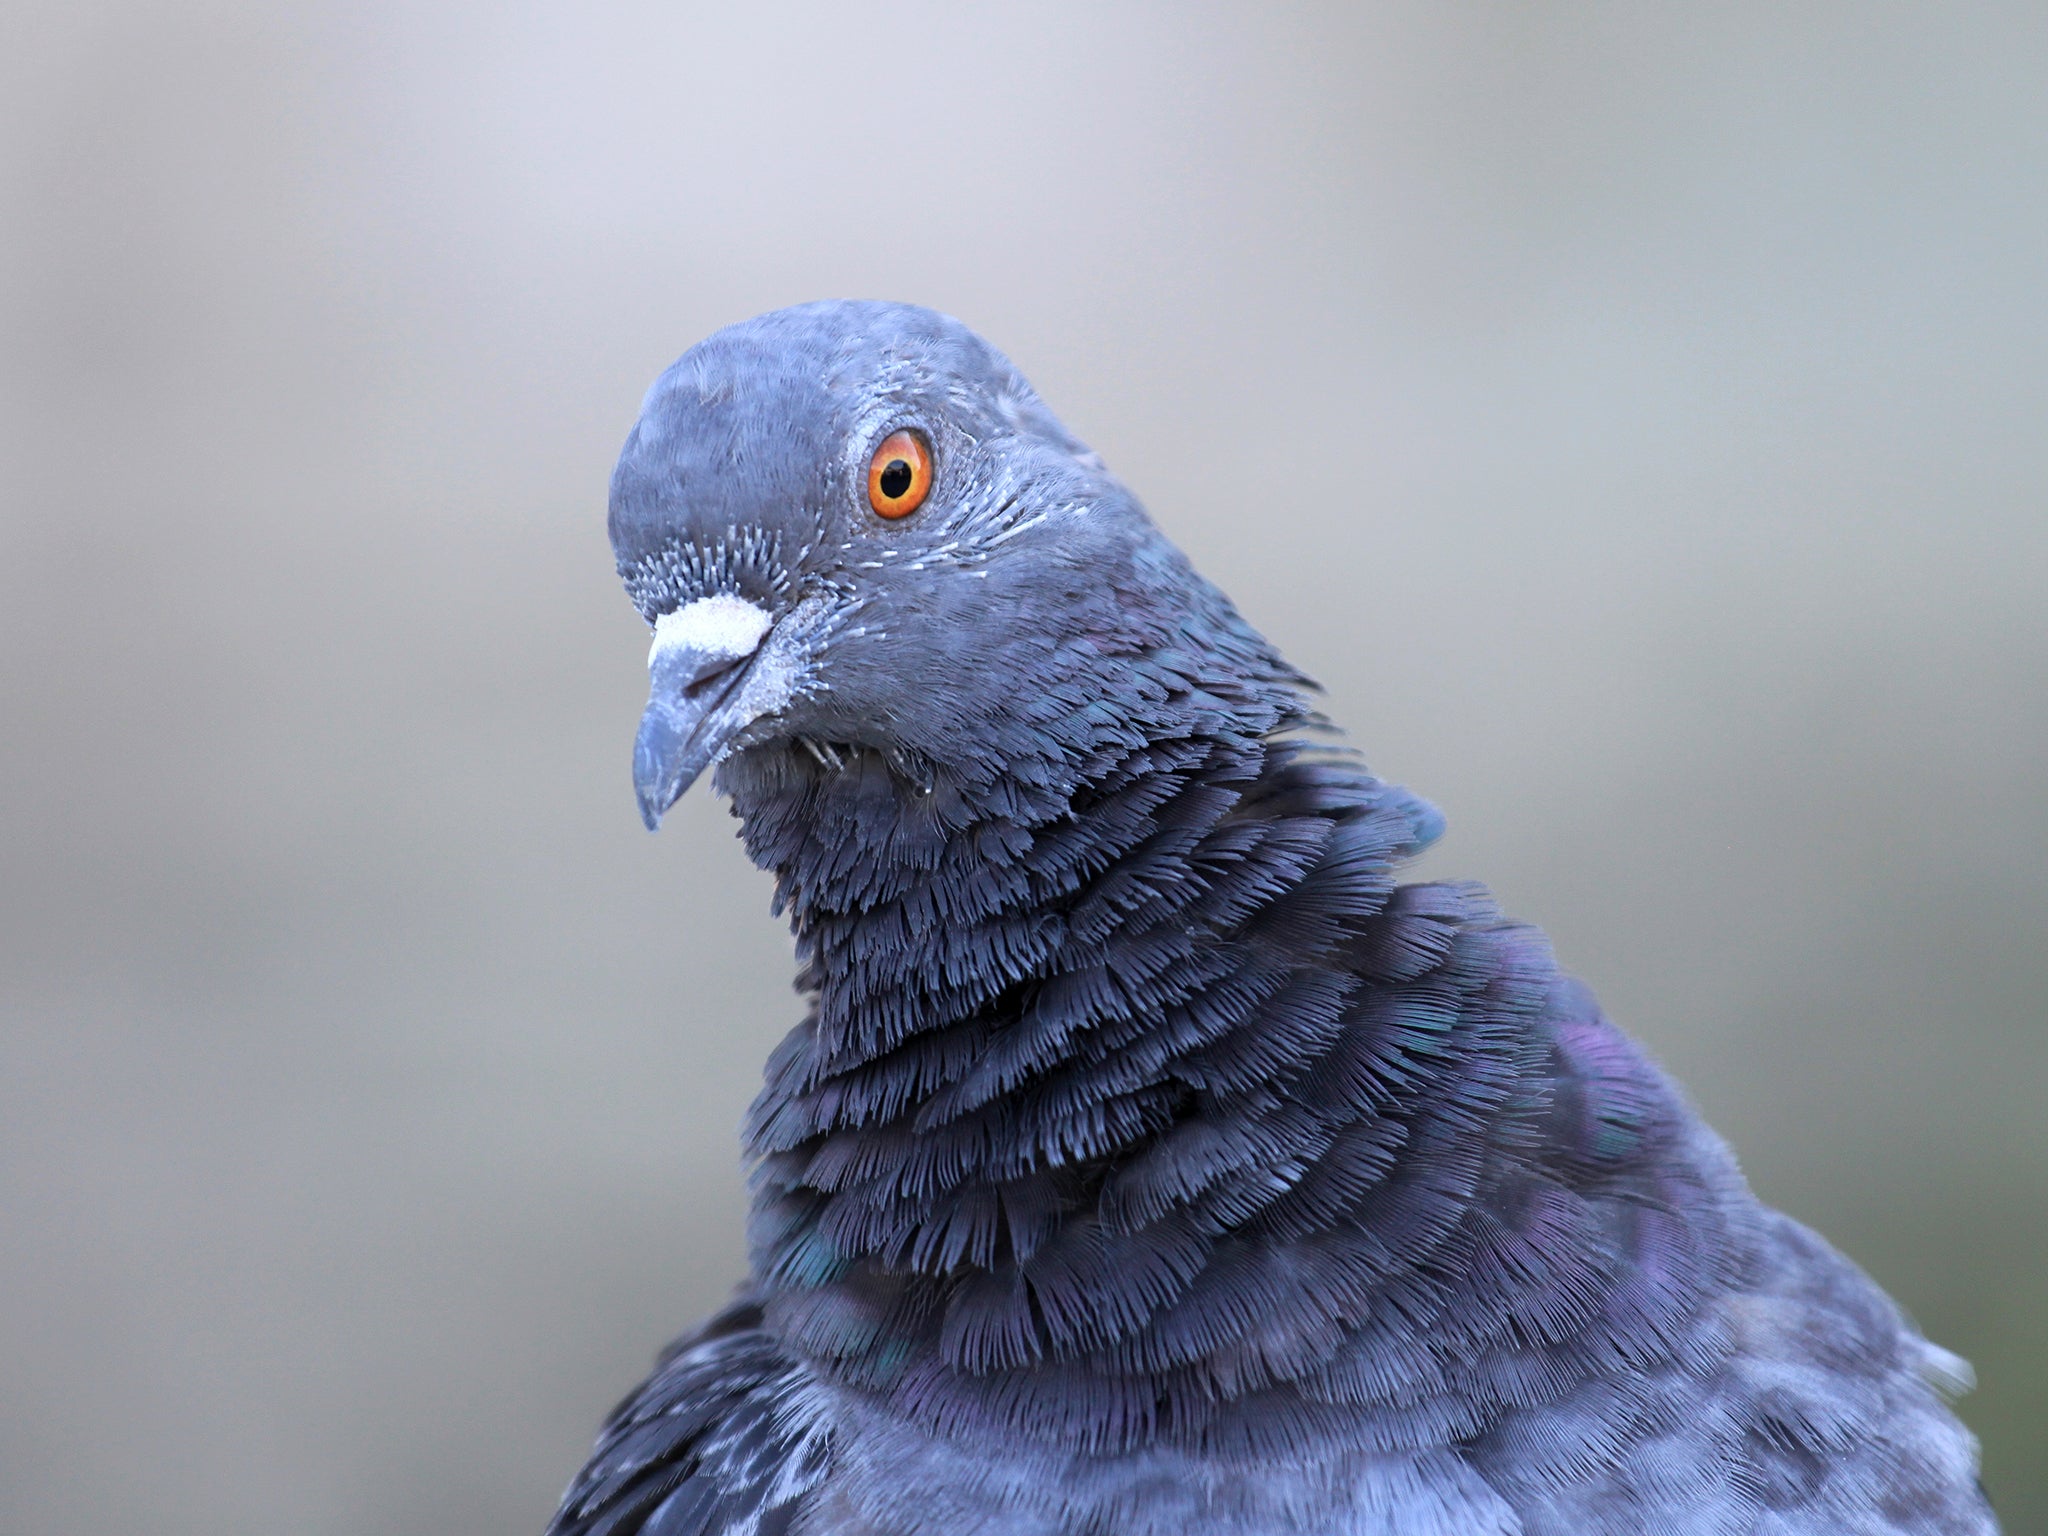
left=878, top=459, right=913, bottom=499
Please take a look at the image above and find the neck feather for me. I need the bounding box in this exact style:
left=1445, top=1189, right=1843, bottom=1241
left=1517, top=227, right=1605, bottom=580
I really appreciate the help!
left=718, top=708, right=1743, bottom=1455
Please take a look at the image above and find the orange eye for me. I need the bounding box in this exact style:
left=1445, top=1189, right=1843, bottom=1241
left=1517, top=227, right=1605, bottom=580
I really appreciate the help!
left=867, top=429, right=932, bottom=519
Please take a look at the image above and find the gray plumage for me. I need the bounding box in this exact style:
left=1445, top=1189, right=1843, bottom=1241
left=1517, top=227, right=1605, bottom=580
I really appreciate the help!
left=546, top=301, right=1995, bottom=1535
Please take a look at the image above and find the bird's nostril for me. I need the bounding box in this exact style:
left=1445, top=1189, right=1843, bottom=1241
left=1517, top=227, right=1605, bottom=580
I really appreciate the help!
left=682, top=656, right=745, bottom=699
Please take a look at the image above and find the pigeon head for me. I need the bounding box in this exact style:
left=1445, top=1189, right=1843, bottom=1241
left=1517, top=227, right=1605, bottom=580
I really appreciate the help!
left=612, top=301, right=1299, bottom=829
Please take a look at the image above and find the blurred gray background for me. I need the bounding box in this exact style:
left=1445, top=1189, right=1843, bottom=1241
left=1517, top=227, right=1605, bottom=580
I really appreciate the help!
left=3, top=3, right=2043, bottom=1531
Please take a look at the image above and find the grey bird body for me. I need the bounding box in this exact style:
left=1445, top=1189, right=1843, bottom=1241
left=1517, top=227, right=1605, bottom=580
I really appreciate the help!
left=547, top=302, right=1995, bottom=1535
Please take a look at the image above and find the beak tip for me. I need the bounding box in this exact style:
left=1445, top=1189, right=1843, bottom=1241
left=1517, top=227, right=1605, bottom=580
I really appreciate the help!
left=633, top=727, right=701, bottom=832
left=633, top=711, right=688, bottom=832
left=633, top=756, right=682, bottom=832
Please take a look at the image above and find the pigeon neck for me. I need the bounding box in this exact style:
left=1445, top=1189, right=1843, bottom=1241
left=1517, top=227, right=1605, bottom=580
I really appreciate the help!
left=718, top=715, right=1733, bottom=1454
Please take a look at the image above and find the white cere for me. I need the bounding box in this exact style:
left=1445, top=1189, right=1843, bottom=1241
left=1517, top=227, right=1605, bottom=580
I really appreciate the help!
left=649, top=593, right=774, bottom=666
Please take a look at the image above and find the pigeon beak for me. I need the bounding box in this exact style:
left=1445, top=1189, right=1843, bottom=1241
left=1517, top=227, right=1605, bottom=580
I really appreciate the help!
left=633, top=594, right=775, bottom=830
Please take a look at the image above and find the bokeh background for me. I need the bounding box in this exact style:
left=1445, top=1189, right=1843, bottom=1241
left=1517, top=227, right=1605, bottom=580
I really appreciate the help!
left=3, top=3, right=2044, bottom=1531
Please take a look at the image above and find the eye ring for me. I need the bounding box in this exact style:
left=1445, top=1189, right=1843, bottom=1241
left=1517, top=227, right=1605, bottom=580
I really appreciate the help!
left=867, top=429, right=933, bottom=519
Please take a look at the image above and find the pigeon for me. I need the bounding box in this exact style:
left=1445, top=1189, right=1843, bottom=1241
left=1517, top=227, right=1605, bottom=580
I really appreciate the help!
left=545, top=301, right=1996, bottom=1535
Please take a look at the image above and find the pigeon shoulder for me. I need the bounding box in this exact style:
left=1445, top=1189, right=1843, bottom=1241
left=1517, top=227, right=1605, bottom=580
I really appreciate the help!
left=1397, top=886, right=1994, bottom=1533
left=1721, top=1207, right=1994, bottom=1535
left=1470, top=1092, right=1996, bottom=1535
left=546, top=1298, right=832, bottom=1536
